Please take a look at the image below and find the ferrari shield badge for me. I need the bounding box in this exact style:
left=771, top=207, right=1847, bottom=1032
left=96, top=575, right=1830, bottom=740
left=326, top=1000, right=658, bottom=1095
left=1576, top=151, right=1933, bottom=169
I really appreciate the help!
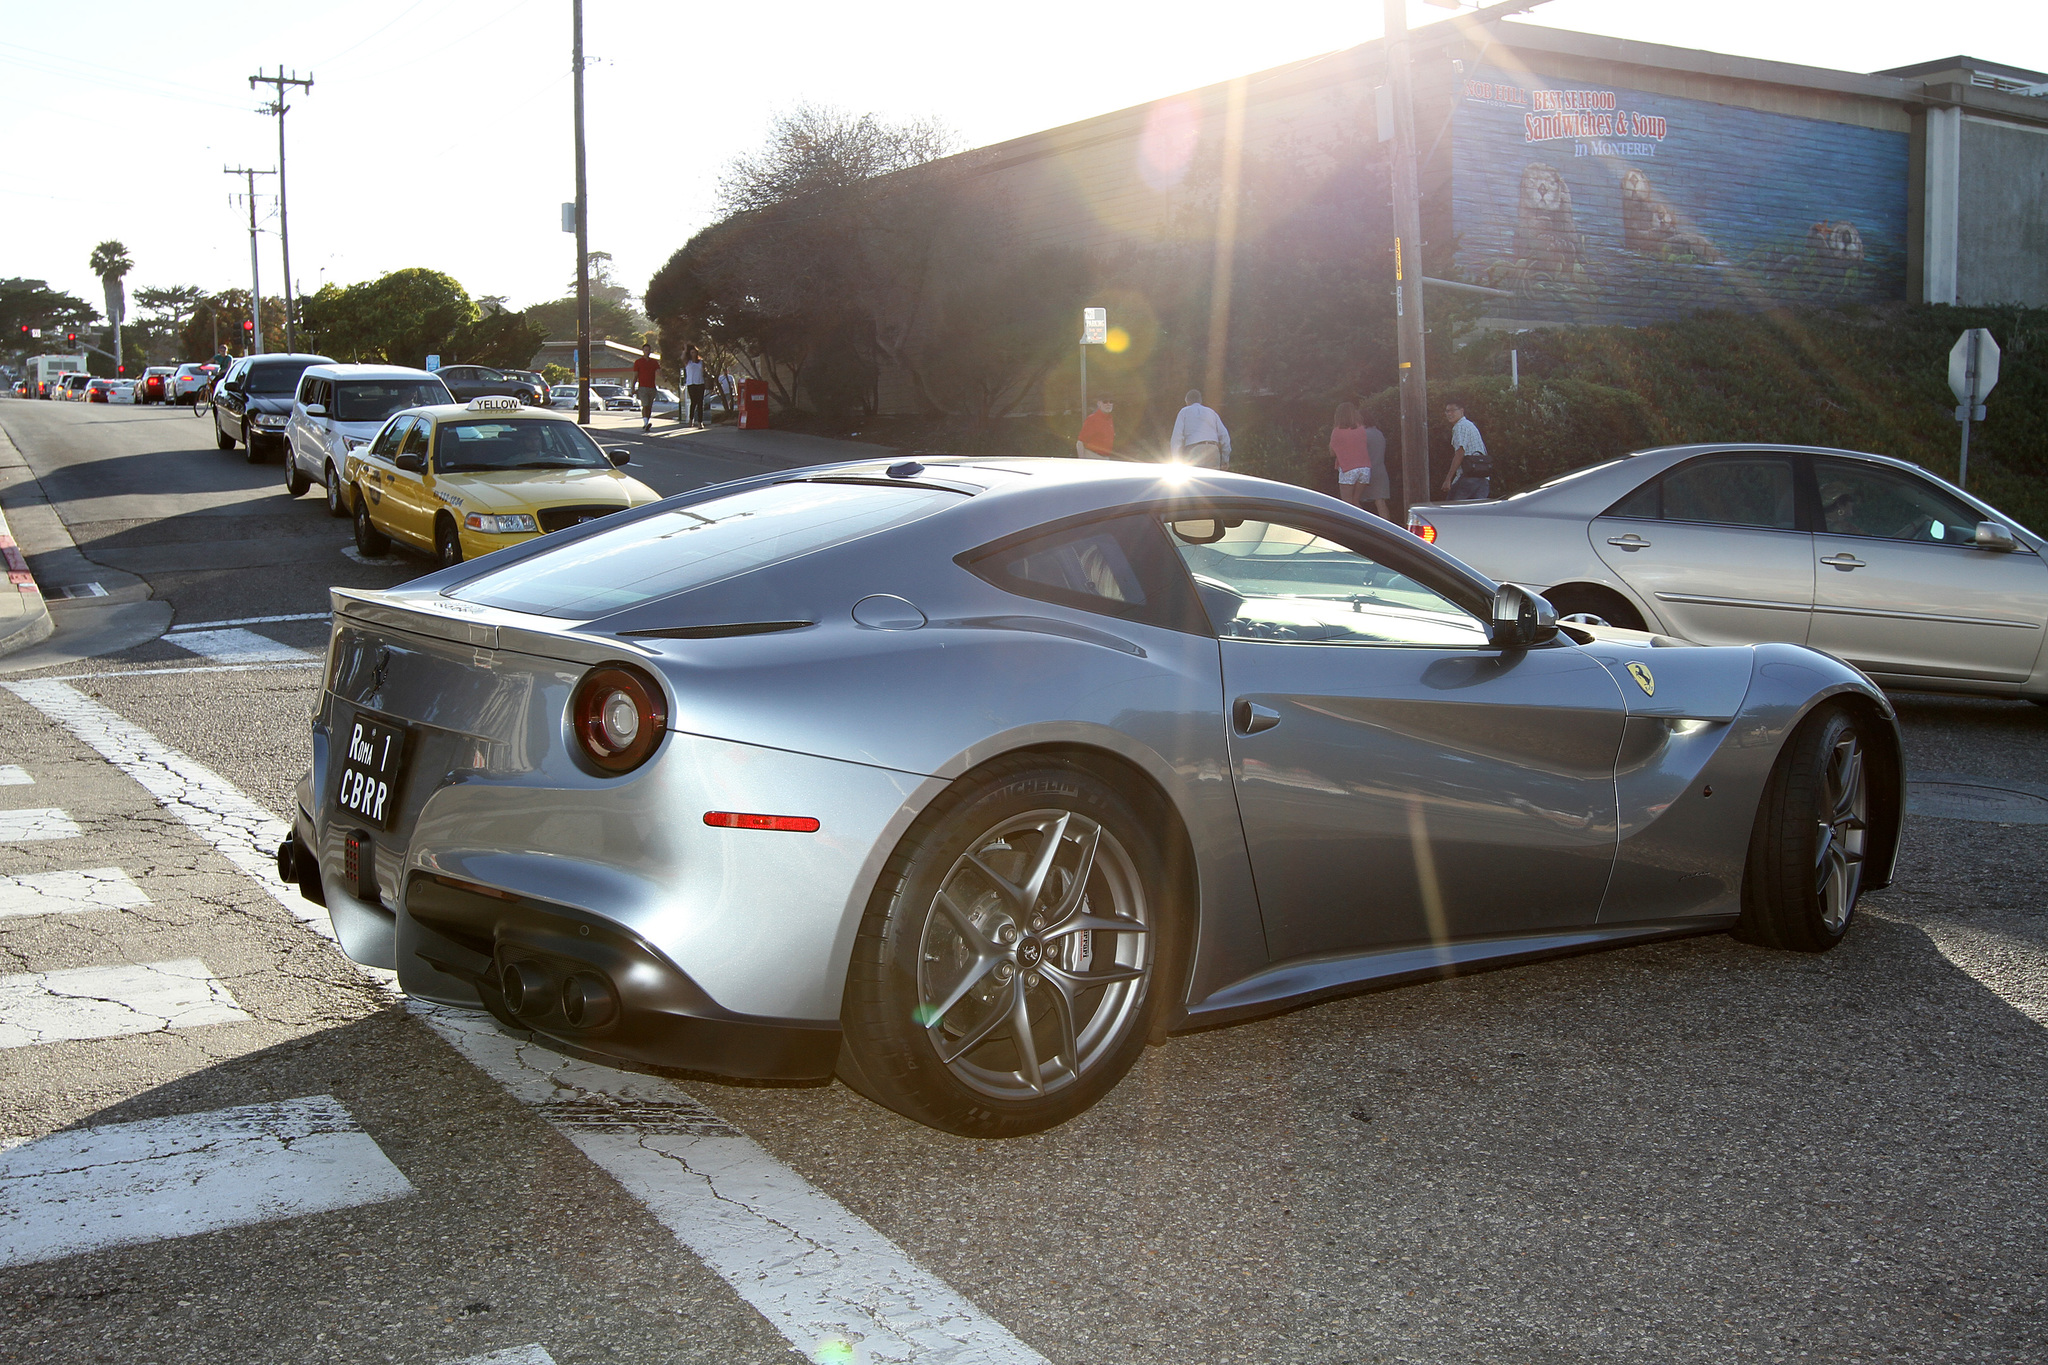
left=1626, top=661, right=1655, bottom=696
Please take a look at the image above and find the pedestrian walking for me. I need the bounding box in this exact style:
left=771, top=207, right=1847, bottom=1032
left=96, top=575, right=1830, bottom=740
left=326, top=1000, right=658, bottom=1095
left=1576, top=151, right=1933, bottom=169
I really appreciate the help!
left=1169, top=389, right=1230, bottom=468
left=683, top=347, right=706, bottom=427
left=1075, top=396, right=1115, bottom=459
left=633, top=343, right=661, bottom=432
left=1329, top=403, right=1389, bottom=518
left=1442, top=401, right=1491, bottom=501
left=1362, top=416, right=1391, bottom=519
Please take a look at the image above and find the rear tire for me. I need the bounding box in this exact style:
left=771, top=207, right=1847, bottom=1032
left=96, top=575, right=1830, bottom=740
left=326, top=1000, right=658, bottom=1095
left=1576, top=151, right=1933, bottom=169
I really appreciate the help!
left=1735, top=704, right=1869, bottom=952
left=1542, top=583, right=1646, bottom=632
left=840, top=755, right=1184, bottom=1137
left=352, top=491, right=390, bottom=557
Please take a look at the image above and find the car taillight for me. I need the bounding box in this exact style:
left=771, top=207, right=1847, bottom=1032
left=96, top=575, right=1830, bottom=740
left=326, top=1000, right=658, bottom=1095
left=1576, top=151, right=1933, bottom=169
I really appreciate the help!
left=571, top=664, right=667, bottom=773
left=1408, top=512, right=1437, bottom=544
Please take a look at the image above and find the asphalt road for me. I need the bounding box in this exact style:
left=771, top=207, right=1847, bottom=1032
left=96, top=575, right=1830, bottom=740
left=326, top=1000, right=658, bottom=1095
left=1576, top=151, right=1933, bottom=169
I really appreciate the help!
left=1, top=396, right=2044, bottom=1365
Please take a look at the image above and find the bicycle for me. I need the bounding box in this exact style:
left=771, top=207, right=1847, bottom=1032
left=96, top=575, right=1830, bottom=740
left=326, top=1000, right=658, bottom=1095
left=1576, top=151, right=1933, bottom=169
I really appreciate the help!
left=191, top=378, right=213, bottom=418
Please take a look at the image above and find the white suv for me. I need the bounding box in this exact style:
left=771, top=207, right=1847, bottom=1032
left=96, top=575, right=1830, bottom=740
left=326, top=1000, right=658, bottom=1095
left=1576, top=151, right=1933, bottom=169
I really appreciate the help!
left=285, top=364, right=452, bottom=516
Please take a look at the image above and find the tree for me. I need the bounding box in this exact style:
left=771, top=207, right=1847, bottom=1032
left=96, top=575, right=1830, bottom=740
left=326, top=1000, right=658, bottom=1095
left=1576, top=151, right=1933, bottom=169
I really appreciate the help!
left=300, top=268, right=476, bottom=367
left=181, top=290, right=291, bottom=358
left=1, top=279, right=96, bottom=352
left=89, top=240, right=133, bottom=372
left=522, top=293, right=646, bottom=345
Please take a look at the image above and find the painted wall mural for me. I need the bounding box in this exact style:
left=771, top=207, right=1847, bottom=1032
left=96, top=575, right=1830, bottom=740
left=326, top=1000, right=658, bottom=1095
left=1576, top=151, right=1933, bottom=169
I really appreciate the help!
left=1450, top=69, right=1909, bottom=324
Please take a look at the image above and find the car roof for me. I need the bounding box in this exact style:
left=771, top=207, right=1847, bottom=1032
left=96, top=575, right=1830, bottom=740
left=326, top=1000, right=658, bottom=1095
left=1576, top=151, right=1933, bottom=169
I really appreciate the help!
left=405, top=402, right=582, bottom=424
left=239, top=353, right=335, bottom=366
left=301, top=363, right=443, bottom=381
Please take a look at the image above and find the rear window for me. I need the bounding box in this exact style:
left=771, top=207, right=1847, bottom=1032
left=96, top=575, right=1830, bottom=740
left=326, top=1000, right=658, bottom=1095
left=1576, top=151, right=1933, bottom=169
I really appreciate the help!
left=332, top=379, right=450, bottom=423
left=245, top=362, right=316, bottom=394
left=446, top=480, right=963, bottom=619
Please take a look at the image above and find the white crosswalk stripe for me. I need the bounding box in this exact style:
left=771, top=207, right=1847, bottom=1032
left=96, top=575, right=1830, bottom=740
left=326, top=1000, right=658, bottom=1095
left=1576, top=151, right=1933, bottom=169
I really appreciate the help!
left=0, top=867, right=150, bottom=920
left=0, top=958, right=250, bottom=1048
left=0, top=808, right=80, bottom=842
left=443, top=1347, right=559, bottom=1365
left=0, top=765, right=31, bottom=786
left=165, top=627, right=312, bottom=665
left=0, top=1095, right=414, bottom=1269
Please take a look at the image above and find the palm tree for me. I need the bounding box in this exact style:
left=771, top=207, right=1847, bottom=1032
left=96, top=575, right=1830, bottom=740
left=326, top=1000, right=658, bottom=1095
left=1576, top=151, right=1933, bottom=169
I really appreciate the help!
left=89, top=240, right=133, bottom=374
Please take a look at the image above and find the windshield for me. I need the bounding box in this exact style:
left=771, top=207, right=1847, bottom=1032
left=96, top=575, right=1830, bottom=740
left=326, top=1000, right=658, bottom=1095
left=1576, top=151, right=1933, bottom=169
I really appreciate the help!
left=245, top=362, right=314, bottom=395
left=434, top=418, right=608, bottom=473
left=446, top=480, right=963, bottom=619
left=333, top=379, right=450, bottom=423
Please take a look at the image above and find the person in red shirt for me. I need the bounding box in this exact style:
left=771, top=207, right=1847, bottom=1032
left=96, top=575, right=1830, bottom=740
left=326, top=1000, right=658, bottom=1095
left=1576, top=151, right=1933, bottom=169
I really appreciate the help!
left=632, top=345, right=661, bottom=431
left=1075, top=396, right=1115, bottom=459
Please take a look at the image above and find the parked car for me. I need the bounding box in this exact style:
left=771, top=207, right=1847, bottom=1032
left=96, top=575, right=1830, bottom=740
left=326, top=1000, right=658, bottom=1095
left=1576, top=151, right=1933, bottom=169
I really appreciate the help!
left=548, top=383, right=578, bottom=409
left=1408, top=444, right=2048, bottom=704
left=283, top=457, right=1905, bottom=1138
left=211, top=352, right=335, bottom=462
left=436, top=365, right=548, bottom=406
left=139, top=367, right=177, bottom=404
left=173, top=363, right=217, bottom=405
left=338, top=397, right=657, bottom=566
left=589, top=381, right=634, bottom=411
left=285, top=363, right=454, bottom=517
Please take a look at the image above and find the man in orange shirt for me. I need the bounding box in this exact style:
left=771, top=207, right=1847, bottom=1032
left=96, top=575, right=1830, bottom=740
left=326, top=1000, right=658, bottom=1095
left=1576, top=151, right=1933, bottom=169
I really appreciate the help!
left=1075, top=396, right=1115, bottom=459
left=633, top=344, right=661, bottom=432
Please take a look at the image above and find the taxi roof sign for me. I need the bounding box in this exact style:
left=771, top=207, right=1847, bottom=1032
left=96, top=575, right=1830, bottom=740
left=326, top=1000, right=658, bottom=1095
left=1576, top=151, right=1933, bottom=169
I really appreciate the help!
left=467, top=396, right=525, bottom=412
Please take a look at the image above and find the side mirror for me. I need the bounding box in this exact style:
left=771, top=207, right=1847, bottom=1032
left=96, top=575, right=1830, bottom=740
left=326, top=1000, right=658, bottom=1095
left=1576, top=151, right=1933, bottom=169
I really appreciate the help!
left=604, top=446, right=631, bottom=466
left=304, top=403, right=325, bottom=417
left=1489, top=583, right=1559, bottom=649
left=1974, top=521, right=2017, bottom=552
left=394, top=451, right=425, bottom=473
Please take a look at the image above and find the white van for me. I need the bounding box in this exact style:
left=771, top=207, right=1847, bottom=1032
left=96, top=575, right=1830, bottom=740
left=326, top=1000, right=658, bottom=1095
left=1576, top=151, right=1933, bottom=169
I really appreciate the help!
left=285, top=364, right=452, bottom=515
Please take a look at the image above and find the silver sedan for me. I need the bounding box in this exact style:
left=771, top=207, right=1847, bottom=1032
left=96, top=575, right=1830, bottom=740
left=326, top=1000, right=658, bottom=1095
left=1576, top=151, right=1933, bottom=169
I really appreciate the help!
left=1409, top=444, right=2048, bottom=703
left=283, top=458, right=1905, bottom=1136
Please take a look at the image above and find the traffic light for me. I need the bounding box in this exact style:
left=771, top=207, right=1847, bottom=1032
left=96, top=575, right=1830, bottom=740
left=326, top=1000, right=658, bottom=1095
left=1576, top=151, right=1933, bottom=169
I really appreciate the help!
left=243, top=319, right=254, bottom=335
left=65, top=331, right=76, bottom=344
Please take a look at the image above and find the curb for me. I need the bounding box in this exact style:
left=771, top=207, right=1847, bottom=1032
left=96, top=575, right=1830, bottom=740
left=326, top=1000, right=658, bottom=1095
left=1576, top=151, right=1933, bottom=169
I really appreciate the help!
left=0, top=503, right=52, bottom=660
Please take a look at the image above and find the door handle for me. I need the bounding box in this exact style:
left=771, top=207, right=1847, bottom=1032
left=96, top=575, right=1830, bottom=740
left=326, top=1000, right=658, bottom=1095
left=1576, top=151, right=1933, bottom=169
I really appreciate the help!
left=1606, top=534, right=1652, bottom=551
left=1820, top=553, right=1867, bottom=571
left=1232, top=699, right=1281, bottom=735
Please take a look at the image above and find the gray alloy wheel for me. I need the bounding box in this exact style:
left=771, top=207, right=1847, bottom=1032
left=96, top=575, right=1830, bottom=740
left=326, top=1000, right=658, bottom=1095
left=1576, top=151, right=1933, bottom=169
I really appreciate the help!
left=435, top=518, right=464, bottom=569
left=324, top=465, right=347, bottom=517
left=283, top=454, right=309, bottom=497
left=1736, top=704, right=1869, bottom=952
left=352, top=490, right=390, bottom=557
left=841, top=756, right=1181, bottom=1137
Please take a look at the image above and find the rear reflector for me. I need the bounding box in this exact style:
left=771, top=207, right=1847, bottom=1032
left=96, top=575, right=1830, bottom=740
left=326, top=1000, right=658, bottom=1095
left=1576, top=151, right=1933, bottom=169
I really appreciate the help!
left=703, top=811, right=821, bottom=833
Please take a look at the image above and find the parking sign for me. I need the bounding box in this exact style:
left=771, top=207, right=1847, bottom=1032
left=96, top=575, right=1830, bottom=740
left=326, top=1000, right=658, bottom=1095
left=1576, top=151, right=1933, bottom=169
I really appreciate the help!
left=1081, top=308, right=1107, bottom=345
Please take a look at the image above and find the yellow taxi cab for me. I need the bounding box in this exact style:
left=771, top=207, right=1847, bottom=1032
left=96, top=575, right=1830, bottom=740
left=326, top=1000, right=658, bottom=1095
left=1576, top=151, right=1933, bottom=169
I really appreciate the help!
left=342, top=397, right=659, bottom=567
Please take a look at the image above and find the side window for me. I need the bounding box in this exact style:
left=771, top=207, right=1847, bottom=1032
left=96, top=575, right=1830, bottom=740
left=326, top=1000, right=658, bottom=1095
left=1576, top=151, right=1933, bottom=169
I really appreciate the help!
left=369, top=417, right=411, bottom=458
left=296, top=374, right=316, bottom=404
left=965, top=515, right=1206, bottom=634
left=1816, top=460, right=1982, bottom=545
left=400, top=419, right=433, bottom=460
left=1163, top=515, right=1490, bottom=647
left=1658, top=457, right=1796, bottom=531
left=1604, top=477, right=1660, bottom=520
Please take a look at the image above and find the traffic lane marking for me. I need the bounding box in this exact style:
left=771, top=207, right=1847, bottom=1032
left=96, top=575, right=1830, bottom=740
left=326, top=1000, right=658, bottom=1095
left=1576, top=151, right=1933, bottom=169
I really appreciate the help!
left=0, top=807, right=80, bottom=842
left=424, top=1005, right=1049, bottom=1365
left=0, top=765, right=29, bottom=785
left=443, top=1347, right=558, bottom=1365
left=164, top=627, right=312, bottom=665
left=168, top=611, right=328, bottom=632
left=6, top=679, right=1045, bottom=1365
left=0, top=866, right=150, bottom=919
left=0, top=958, right=251, bottom=1048
left=0, top=1094, right=413, bottom=1269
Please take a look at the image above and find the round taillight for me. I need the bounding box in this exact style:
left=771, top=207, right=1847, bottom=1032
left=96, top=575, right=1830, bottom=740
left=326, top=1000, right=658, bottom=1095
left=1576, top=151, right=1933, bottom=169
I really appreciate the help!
left=571, top=664, right=667, bottom=773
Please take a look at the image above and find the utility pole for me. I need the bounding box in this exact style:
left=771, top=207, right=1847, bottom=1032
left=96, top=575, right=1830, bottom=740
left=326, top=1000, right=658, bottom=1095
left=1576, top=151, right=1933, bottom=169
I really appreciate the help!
left=572, top=0, right=592, bottom=424
left=250, top=67, right=313, bottom=353
left=225, top=166, right=275, bottom=355
left=1384, top=0, right=1431, bottom=516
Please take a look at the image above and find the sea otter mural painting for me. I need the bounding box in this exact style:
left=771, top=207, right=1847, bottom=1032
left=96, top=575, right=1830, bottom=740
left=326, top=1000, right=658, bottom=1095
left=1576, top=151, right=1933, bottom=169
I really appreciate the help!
left=1451, top=68, right=1907, bottom=324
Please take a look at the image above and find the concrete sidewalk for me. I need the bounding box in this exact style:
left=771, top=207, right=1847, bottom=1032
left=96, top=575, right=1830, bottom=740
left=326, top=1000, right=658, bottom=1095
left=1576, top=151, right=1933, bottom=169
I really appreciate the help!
left=0, top=425, right=53, bottom=658
left=580, top=410, right=896, bottom=467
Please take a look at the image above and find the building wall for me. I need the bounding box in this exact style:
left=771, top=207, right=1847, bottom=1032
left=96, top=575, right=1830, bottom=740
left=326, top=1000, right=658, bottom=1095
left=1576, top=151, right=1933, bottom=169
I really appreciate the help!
left=1956, top=116, right=2048, bottom=306
left=1450, top=65, right=1909, bottom=326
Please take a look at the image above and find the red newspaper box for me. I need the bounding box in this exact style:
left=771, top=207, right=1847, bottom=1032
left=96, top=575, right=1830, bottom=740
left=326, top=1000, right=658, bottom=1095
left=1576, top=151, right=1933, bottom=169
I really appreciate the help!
left=737, top=378, right=771, bottom=430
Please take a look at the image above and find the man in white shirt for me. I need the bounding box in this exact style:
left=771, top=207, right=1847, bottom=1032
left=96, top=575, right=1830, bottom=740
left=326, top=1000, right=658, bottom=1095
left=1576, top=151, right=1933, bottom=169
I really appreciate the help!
left=1442, top=402, right=1491, bottom=500
left=1170, top=389, right=1231, bottom=468
left=683, top=350, right=707, bottom=426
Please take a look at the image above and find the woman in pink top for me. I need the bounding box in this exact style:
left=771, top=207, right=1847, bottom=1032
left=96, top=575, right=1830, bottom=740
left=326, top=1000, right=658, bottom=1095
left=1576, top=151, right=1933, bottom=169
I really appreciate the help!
left=1328, top=402, right=1388, bottom=518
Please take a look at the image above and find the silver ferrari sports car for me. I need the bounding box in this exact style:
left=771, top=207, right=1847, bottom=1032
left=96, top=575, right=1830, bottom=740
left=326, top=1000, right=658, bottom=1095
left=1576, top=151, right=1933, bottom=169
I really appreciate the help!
left=281, top=457, right=1905, bottom=1136
left=1408, top=444, right=2048, bottom=703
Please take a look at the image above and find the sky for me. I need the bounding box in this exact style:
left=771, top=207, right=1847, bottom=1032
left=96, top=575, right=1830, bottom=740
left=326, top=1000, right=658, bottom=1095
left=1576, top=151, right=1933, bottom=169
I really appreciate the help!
left=5, top=0, right=2042, bottom=323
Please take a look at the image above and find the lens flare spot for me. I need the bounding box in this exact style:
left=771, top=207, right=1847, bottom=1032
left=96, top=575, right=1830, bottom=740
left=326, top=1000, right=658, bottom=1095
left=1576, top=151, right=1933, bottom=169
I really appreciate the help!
left=1138, top=98, right=1199, bottom=190
left=1103, top=326, right=1130, bottom=354
left=912, top=1004, right=944, bottom=1026
left=814, top=1338, right=855, bottom=1365
left=1155, top=463, right=1197, bottom=484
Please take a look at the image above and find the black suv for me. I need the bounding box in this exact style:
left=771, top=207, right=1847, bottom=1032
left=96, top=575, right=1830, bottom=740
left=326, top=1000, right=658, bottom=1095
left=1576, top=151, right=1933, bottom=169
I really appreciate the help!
left=437, top=365, right=547, bottom=406
left=212, top=353, right=336, bottom=463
